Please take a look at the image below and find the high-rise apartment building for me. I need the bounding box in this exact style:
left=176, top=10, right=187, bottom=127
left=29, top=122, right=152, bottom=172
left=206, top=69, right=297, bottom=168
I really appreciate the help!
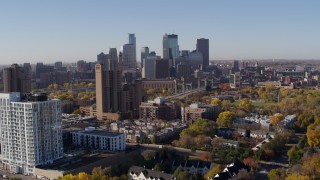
left=96, top=48, right=145, bottom=120
left=163, top=34, right=179, bottom=67
left=0, top=93, right=63, bottom=175
left=196, top=38, right=209, bottom=68
left=140, top=47, right=149, bottom=68
left=3, top=64, right=31, bottom=94
left=96, top=48, right=122, bottom=119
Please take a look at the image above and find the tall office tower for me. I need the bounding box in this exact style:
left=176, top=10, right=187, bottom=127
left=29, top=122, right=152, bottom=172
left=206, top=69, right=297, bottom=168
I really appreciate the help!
left=142, top=55, right=161, bottom=79
left=96, top=48, right=122, bottom=120
left=0, top=93, right=63, bottom=175
left=122, top=44, right=137, bottom=69
left=163, top=34, right=179, bottom=67
left=3, top=64, right=31, bottom=94
left=196, top=38, right=209, bottom=69
left=155, top=59, right=169, bottom=79
left=141, top=47, right=149, bottom=68
left=128, top=33, right=136, bottom=45
left=233, top=60, right=240, bottom=72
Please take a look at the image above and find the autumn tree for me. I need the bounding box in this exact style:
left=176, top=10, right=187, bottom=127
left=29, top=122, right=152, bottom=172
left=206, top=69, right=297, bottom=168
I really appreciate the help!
left=92, top=167, right=107, bottom=180
left=76, top=172, right=90, bottom=180
left=239, top=98, right=253, bottom=112
left=268, top=168, right=286, bottom=180
left=306, top=122, right=320, bottom=147
left=210, top=99, right=222, bottom=106
left=216, top=111, right=234, bottom=128
left=271, top=113, right=284, bottom=125
left=285, top=173, right=310, bottom=180
left=200, top=151, right=211, bottom=161
left=221, top=100, right=232, bottom=111
left=204, top=165, right=223, bottom=180
left=302, top=153, right=320, bottom=178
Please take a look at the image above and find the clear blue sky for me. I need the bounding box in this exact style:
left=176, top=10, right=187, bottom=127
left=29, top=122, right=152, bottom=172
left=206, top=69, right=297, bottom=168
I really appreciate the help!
left=1, top=0, right=319, bottom=64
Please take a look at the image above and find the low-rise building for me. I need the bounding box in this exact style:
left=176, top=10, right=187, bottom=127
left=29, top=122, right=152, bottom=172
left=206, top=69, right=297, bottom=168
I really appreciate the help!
left=128, top=166, right=174, bottom=180
left=172, top=160, right=213, bottom=175
left=71, top=127, right=126, bottom=151
left=139, top=97, right=180, bottom=121
left=182, top=103, right=220, bottom=123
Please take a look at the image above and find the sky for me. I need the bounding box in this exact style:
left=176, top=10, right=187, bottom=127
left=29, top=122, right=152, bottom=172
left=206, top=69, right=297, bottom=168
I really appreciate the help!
left=0, top=0, right=319, bottom=64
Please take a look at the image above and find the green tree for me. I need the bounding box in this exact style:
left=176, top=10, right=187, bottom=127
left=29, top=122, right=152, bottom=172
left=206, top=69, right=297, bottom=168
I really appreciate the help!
left=287, top=145, right=304, bottom=165
left=173, top=168, right=191, bottom=180
left=268, top=168, right=286, bottom=180
left=216, top=111, right=234, bottom=128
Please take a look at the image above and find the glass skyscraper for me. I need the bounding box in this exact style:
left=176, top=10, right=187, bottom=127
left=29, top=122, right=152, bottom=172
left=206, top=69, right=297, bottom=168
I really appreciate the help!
left=163, top=34, right=179, bottom=67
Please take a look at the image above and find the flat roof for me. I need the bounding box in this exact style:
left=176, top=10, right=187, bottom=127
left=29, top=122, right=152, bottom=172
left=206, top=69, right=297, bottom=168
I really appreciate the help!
left=73, top=130, right=124, bottom=137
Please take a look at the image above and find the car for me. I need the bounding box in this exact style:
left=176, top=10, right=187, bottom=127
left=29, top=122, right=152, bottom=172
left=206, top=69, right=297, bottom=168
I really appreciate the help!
left=3, top=175, right=9, bottom=179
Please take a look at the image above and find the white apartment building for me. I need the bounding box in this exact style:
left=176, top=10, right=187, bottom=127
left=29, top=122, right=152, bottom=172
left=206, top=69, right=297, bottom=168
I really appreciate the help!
left=71, top=127, right=126, bottom=151
left=0, top=93, right=63, bottom=175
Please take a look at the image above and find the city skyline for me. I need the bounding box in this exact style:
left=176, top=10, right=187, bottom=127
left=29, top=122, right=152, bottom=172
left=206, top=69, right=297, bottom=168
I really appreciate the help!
left=1, top=0, right=320, bottom=64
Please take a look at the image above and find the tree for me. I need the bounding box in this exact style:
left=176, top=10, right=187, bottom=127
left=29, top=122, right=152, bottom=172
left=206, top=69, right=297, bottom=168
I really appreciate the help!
left=153, top=163, right=162, bottom=171
left=268, top=168, right=286, bottom=180
left=302, top=153, right=320, bottom=178
left=76, top=172, right=90, bottom=180
left=271, top=113, right=284, bottom=125
left=243, top=157, right=259, bottom=171
left=211, top=99, right=222, bottom=106
left=204, top=164, right=223, bottom=180
left=287, top=145, right=304, bottom=165
left=221, top=100, right=232, bottom=111
left=239, top=98, right=253, bottom=112
left=306, top=122, right=320, bottom=147
left=173, top=168, right=191, bottom=180
left=216, top=111, right=234, bottom=128
left=58, top=174, right=76, bottom=180
left=150, top=136, right=156, bottom=144
left=200, top=151, right=210, bottom=161
left=285, top=173, right=310, bottom=180
left=92, top=167, right=107, bottom=180
left=141, top=150, right=156, bottom=161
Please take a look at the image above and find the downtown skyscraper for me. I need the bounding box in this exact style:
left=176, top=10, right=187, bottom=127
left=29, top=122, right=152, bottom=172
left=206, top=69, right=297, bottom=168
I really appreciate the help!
left=196, top=38, right=209, bottom=68
left=163, top=34, right=179, bottom=67
left=122, top=33, right=137, bottom=69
